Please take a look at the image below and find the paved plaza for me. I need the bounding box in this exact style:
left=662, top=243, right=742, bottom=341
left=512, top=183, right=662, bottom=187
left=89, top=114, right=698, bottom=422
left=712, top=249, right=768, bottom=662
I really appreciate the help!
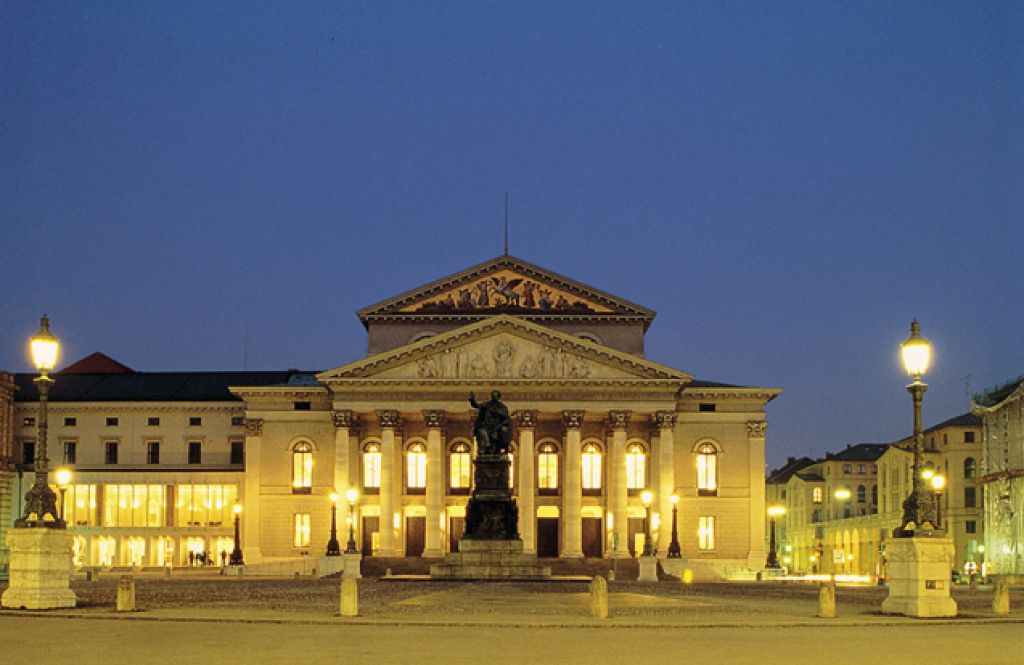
left=2, top=576, right=1023, bottom=664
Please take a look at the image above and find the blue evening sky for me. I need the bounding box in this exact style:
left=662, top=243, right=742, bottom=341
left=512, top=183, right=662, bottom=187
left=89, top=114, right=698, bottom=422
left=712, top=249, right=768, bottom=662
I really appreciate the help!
left=2, top=2, right=1021, bottom=468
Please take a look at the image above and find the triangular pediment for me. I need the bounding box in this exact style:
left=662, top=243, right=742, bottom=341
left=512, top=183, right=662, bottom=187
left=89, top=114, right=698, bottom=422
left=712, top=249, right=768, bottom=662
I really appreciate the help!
left=319, top=316, right=690, bottom=382
left=357, top=255, right=654, bottom=325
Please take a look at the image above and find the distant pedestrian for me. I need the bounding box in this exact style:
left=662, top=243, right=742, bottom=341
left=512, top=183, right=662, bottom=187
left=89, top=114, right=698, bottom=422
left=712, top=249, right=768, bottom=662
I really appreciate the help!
left=188, top=551, right=195, bottom=567
left=220, top=550, right=227, bottom=567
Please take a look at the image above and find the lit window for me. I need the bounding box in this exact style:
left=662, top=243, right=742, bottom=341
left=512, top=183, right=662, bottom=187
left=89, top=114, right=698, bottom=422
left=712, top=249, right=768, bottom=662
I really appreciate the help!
left=538, top=443, right=559, bottom=490
left=582, top=443, right=602, bottom=491
left=696, top=443, right=718, bottom=495
left=63, top=441, right=77, bottom=464
left=964, top=458, right=976, bottom=479
left=363, top=443, right=381, bottom=489
left=698, top=515, right=716, bottom=550
left=102, top=484, right=167, bottom=527
left=293, top=513, right=311, bottom=547
left=625, top=443, right=647, bottom=490
left=292, top=442, right=313, bottom=492
left=174, top=484, right=238, bottom=526
left=812, top=487, right=823, bottom=503
left=407, top=443, right=427, bottom=490
left=450, top=443, right=471, bottom=490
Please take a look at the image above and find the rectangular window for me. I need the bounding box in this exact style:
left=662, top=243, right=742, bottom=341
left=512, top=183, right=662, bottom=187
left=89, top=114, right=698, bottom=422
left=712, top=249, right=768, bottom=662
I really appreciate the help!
left=965, top=520, right=977, bottom=534
left=538, top=451, right=559, bottom=491
left=230, top=441, right=245, bottom=465
left=406, top=450, right=427, bottom=491
left=63, top=440, right=77, bottom=464
left=964, top=487, right=977, bottom=508
left=449, top=447, right=471, bottom=491
left=23, top=417, right=35, bottom=427
left=363, top=448, right=381, bottom=490
left=842, top=464, right=852, bottom=474
left=293, top=514, right=311, bottom=547
left=294, top=401, right=311, bottom=411
left=174, top=484, right=238, bottom=526
left=698, top=403, right=716, bottom=412
left=698, top=516, right=716, bottom=551
left=102, top=484, right=167, bottom=527
left=147, top=441, right=160, bottom=465
left=105, top=441, right=118, bottom=464
left=231, top=416, right=244, bottom=427
left=188, top=441, right=202, bottom=465
left=22, top=440, right=35, bottom=466
left=106, top=417, right=119, bottom=427
left=64, top=417, right=77, bottom=427
left=964, top=431, right=975, bottom=443
left=189, top=417, right=202, bottom=427
left=64, top=484, right=98, bottom=526
left=148, top=417, right=160, bottom=427
left=857, top=464, right=865, bottom=474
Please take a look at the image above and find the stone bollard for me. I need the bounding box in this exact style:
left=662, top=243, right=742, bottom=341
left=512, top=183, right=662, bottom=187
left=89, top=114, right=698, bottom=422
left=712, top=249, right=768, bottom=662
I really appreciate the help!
left=818, top=581, right=836, bottom=618
left=590, top=575, right=609, bottom=619
left=340, top=576, right=358, bottom=617
left=163, top=566, right=171, bottom=580
left=607, top=569, right=615, bottom=581
left=993, top=578, right=1010, bottom=615
left=117, top=575, right=136, bottom=612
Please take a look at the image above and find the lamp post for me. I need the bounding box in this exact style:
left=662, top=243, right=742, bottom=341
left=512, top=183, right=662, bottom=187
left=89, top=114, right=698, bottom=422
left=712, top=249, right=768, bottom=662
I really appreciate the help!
left=931, top=473, right=946, bottom=531
left=667, top=494, right=682, bottom=558
left=17, top=315, right=63, bottom=528
left=55, top=468, right=72, bottom=523
left=344, top=488, right=359, bottom=554
left=326, top=492, right=341, bottom=556
left=229, top=502, right=244, bottom=565
left=766, top=505, right=786, bottom=568
left=641, top=490, right=654, bottom=557
left=832, top=489, right=851, bottom=575
left=894, top=320, right=937, bottom=537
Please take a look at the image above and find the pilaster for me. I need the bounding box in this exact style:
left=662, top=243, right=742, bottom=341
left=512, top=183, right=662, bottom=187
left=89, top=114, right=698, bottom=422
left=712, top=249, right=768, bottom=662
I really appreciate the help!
left=562, top=410, right=585, bottom=558
left=747, top=420, right=767, bottom=568
left=516, top=411, right=538, bottom=553
left=655, top=411, right=676, bottom=553
left=332, top=410, right=356, bottom=543
left=423, top=410, right=445, bottom=557
left=377, top=410, right=400, bottom=556
left=242, top=418, right=263, bottom=563
left=608, top=410, right=631, bottom=558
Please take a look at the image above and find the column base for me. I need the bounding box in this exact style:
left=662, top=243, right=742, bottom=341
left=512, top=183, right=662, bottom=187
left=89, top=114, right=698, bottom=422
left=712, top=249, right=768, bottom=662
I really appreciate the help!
left=2, top=527, right=76, bottom=610
left=882, top=536, right=957, bottom=618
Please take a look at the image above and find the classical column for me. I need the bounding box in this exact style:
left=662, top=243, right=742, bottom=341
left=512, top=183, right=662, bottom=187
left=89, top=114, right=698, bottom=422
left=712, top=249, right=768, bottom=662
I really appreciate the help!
left=242, top=418, right=263, bottom=563
left=423, top=410, right=445, bottom=558
left=608, top=410, right=631, bottom=558
left=516, top=411, right=538, bottom=552
left=332, top=410, right=355, bottom=543
left=655, top=411, right=677, bottom=554
left=377, top=410, right=400, bottom=556
left=747, top=421, right=768, bottom=568
left=562, top=410, right=585, bottom=558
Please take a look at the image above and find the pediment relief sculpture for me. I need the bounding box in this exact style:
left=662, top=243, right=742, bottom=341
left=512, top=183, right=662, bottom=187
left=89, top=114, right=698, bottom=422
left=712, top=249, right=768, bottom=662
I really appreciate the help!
left=413, top=338, right=593, bottom=380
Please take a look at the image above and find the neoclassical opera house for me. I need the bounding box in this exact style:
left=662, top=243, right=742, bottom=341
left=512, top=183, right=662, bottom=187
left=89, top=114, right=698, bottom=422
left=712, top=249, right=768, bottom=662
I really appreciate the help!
left=0, top=256, right=779, bottom=577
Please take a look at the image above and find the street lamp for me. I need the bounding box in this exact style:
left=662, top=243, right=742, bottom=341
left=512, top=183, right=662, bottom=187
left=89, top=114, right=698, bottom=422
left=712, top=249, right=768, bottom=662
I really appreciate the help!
left=641, top=490, right=654, bottom=556
left=17, top=315, right=64, bottom=528
left=894, top=319, right=937, bottom=537
left=229, top=502, right=244, bottom=565
left=766, top=505, right=786, bottom=569
left=931, top=473, right=946, bottom=531
left=55, top=468, right=72, bottom=523
left=326, top=492, right=341, bottom=556
left=832, top=489, right=851, bottom=574
left=344, top=488, right=359, bottom=554
left=667, top=494, right=682, bottom=558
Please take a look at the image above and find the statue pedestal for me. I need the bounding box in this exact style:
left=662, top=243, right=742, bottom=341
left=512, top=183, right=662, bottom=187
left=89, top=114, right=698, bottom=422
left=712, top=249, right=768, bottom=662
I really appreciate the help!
left=431, top=539, right=551, bottom=579
left=342, top=551, right=362, bottom=579
left=1, top=527, right=76, bottom=610
left=881, top=536, right=957, bottom=618
left=637, top=555, right=659, bottom=582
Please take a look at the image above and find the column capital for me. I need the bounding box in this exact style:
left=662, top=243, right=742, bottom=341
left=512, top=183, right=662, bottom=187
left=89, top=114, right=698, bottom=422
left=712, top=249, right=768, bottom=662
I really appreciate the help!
left=562, top=410, right=585, bottom=429
left=376, top=409, right=401, bottom=429
left=608, top=410, right=632, bottom=429
left=332, top=409, right=356, bottom=428
left=515, top=410, right=538, bottom=428
left=422, top=410, right=446, bottom=428
left=747, top=421, right=767, bottom=438
left=653, top=411, right=677, bottom=429
left=244, top=418, right=263, bottom=437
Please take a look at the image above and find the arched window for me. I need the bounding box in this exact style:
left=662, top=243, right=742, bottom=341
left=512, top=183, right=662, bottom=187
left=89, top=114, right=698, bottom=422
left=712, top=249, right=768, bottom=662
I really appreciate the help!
left=292, top=442, right=313, bottom=494
left=538, top=443, right=559, bottom=493
left=449, top=443, right=471, bottom=492
left=406, top=443, right=426, bottom=492
left=362, top=443, right=381, bottom=491
left=625, top=443, right=647, bottom=490
left=812, top=487, right=823, bottom=503
left=857, top=485, right=866, bottom=503
left=582, top=443, right=602, bottom=492
left=696, top=443, right=718, bottom=496
left=964, top=457, right=976, bottom=479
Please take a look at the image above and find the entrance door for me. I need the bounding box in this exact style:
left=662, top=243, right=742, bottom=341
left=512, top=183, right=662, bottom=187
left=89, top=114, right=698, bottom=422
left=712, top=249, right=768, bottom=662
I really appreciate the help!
left=582, top=517, right=603, bottom=558
left=406, top=516, right=426, bottom=557
left=627, top=517, right=645, bottom=557
left=537, top=517, right=559, bottom=557
left=449, top=517, right=465, bottom=553
left=361, top=516, right=379, bottom=557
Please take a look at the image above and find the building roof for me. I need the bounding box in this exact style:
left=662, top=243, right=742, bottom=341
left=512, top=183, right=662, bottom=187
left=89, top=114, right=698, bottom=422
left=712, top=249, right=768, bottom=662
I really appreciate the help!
left=924, top=412, right=981, bottom=432
left=795, top=472, right=824, bottom=482
left=826, top=443, right=890, bottom=462
left=974, top=376, right=1024, bottom=409
left=59, top=352, right=134, bottom=374
left=767, top=456, right=817, bottom=484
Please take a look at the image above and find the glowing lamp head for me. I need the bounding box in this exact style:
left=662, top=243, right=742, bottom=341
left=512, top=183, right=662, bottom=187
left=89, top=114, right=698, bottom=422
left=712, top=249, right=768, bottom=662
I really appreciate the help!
left=670, top=494, right=679, bottom=505
left=641, top=490, right=653, bottom=506
left=931, top=474, right=946, bottom=491
left=922, top=468, right=935, bottom=480
left=30, top=315, right=60, bottom=373
left=834, top=488, right=851, bottom=501
left=767, top=505, right=786, bottom=517
left=232, top=502, right=242, bottom=515
left=330, top=492, right=339, bottom=503
left=55, top=468, right=72, bottom=487
left=346, top=488, right=358, bottom=503
left=900, top=320, right=931, bottom=379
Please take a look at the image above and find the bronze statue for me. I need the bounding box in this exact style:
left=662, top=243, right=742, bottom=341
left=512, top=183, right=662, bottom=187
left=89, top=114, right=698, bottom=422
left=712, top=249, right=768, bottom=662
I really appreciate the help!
left=469, top=390, right=512, bottom=455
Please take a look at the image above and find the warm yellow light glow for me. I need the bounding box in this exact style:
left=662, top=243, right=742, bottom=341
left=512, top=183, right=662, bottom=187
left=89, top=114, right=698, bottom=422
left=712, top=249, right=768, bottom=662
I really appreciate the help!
left=346, top=488, right=358, bottom=503
left=922, top=468, right=934, bottom=480
left=783, top=556, right=792, bottom=564
left=810, top=554, right=817, bottom=561
left=393, top=512, right=400, bottom=529
left=978, top=545, right=985, bottom=553
left=784, top=545, right=793, bottom=552
left=767, top=505, right=786, bottom=517
left=232, top=502, right=242, bottom=515
left=330, top=492, right=339, bottom=503
left=606, top=512, right=614, bottom=529
left=900, top=319, right=931, bottom=378
left=931, top=474, right=946, bottom=491
left=671, top=494, right=679, bottom=505
left=30, top=315, right=60, bottom=373
left=652, top=513, right=660, bottom=531
left=55, top=468, right=72, bottom=487
left=641, top=490, right=653, bottom=506
left=834, top=488, right=851, bottom=501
